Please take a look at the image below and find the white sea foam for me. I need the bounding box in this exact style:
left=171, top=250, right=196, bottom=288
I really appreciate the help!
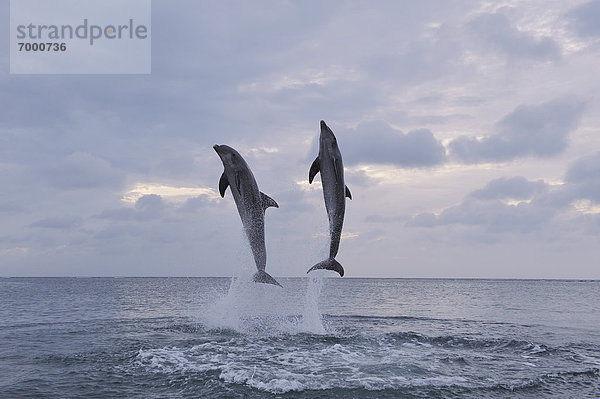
left=135, top=340, right=474, bottom=393
left=134, top=331, right=471, bottom=394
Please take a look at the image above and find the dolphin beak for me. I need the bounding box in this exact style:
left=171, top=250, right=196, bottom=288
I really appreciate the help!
left=319, top=120, right=334, bottom=140
left=213, top=145, right=225, bottom=161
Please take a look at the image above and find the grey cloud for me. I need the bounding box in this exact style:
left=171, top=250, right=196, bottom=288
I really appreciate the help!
left=411, top=95, right=442, bottom=105
left=567, top=1, right=600, bottom=37
left=94, top=222, right=179, bottom=244
left=0, top=201, right=27, bottom=213
left=566, top=151, right=600, bottom=183
left=409, top=113, right=473, bottom=126
left=410, top=152, right=600, bottom=234
left=408, top=173, right=566, bottom=232
left=407, top=212, right=438, bottom=228
left=0, top=79, right=73, bottom=129
left=30, top=216, right=82, bottom=229
left=449, top=97, right=586, bottom=163
left=345, top=169, right=378, bottom=187
left=408, top=196, right=557, bottom=233
left=266, top=80, right=384, bottom=125
left=363, top=30, right=463, bottom=84
left=468, top=11, right=560, bottom=61
left=340, top=120, right=446, bottom=167
left=95, top=208, right=139, bottom=221
left=364, top=215, right=407, bottom=224
left=40, top=152, right=124, bottom=190
left=178, top=194, right=220, bottom=213
left=96, top=195, right=166, bottom=221
left=135, top=194, right=166, bottom=212
left=268, top=187, right=315, bottom=216
left=469, top=176, right=547, bottom=200
left=565, top=152, right=600, bottom=202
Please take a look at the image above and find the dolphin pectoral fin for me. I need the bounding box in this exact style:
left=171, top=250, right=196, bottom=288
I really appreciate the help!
left=253, top=270, right=282, bottom=287
left=234, top=172, right=242, bottom=195
left=307, top=258, right=344, bottom=277
left=261, top=192, right=279, bottom=210
left=345, top=185, right=352, bottom=200
left=219, top=172, right=229, bottom=198
left=309, top=157, right=320, bottom=184
left=333, top=161, right=339, bottom=183
left=333, top=159, right=344, bottom=184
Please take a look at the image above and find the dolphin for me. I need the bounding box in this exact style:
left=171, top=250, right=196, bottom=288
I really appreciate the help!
left=307, top=120, right=351, bottom=277
left=213, top=144, right=282, bottom=287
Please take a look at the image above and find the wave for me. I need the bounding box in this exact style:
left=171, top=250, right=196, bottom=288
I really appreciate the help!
left=134, top=343, right=470, bottom=394
left=485, top=367, right=600, bottom=396
left=134, top=340, right=600, bottom=395
left=132, top=326, right=598, bottom=395
left=381, top=331, right=558, bottom=354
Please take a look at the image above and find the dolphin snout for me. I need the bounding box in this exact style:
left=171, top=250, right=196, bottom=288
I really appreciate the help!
left=319, top=120, right=334, bottom=138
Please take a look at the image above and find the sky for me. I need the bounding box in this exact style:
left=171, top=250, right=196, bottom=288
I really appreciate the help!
left=1, top=0, right=600, bottom=278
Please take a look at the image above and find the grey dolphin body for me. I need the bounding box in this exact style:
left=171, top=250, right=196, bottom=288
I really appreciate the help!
left=213, top=144, right=281, bottom=287
left=307, top=121, right=352, bottom=277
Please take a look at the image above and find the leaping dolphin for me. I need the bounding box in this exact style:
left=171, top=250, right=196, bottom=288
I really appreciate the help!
left=213, top=144, right=282, bottom=287
left=307, top=121, right=351, bottom=277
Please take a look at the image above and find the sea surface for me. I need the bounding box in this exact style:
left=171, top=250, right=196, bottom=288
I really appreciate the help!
left=1, top=277, right=599, bottom=398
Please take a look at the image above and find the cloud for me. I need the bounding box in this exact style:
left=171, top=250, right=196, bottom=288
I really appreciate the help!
left=40, top=152, right=123, bottom=190
left=409, top=152, right=600, bottom=235
left=345, top=169, right=378, bottom=187
left=135, top=194, right=166, bottom=212
left=468, top=11, right=560, bottom=62
left=567, top=1, right=600, bottom=37
left=2, top=1, right=599, bottom=278
left=30, top=216, right=82, bottom=229
left=96, top=194, right=166, bottom=221
left=469, top=176, right=548, bottom=200
left=408, top=176, right=562, bottom=234
left=362, top=28, right=463, bottom=84
left=565, top=151, right=600, bottom=203
left=565, top=151, right=600, bottom=184
left=449, top=97, right=586, bottom=163
left=338, top=120, right=447, bottom=167
left=178, top=194, right=220, bottom=213
left=409, top=197, right=556, bottom=233
left=0, top=201, right=27, bottom=213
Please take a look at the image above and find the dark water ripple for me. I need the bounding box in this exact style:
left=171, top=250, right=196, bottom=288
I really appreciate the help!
left=1, top=277, right=599, bottom=398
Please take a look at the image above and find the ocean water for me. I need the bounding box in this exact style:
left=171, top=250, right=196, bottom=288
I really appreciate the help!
left=1, top=277, right=599, bottom=398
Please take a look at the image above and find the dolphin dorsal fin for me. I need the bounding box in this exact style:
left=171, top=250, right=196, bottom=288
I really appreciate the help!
left=219, top=172, right=229, bottom=198
left=261, top=192, right=279, bottom=210
left=345, top=185, right=352, bottom=200
left=309, top=157, right=320, bottom=183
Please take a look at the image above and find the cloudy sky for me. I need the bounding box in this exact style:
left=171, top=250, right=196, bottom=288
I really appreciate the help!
left=2, top=0, right=600, bottom=278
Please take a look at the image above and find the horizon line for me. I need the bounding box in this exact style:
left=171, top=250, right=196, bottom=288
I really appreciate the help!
left=1, top=276, right=599, bottom=281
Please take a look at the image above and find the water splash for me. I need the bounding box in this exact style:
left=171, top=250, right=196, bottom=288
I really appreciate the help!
left=302, top=273, right=326, bottom=333
left=199, top=271, right=328, bottom=336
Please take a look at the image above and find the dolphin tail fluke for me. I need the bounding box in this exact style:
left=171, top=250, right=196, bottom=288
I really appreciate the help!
left=307, top=258, right=344, bottom=277
left=253, top=270, right=283, bottom=287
